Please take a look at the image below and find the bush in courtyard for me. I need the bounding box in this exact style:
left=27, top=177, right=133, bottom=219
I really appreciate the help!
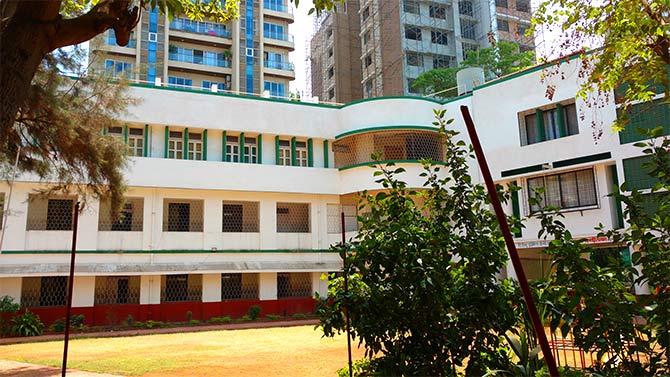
left=318, top=109, right=519, bottom=376
left=248, top=305, right=261, bottom=320
left=11, top=311, right=44, bottom=337
left=0, top=296, right=20, bottom=336
left=188, top=319, right=200, bottom=326
left=208, top=316, right=232, bottom=324
left=50, top=314, right=86, bottom=333
left=291, top=313, right=307, bottom=319
left=266, top=314, right=281, bottom=321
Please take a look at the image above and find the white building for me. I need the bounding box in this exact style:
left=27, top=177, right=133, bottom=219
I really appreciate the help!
left=0, top=56, right=659, bottom=325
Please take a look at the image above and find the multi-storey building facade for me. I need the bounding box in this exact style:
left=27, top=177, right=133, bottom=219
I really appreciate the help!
left=90, top=1, right=296, bottom=97
left=0, top=56, right=659, bottom=326
left=309, top=1, right=363, bottom=103
left=492, top=0, right=534, bottom=51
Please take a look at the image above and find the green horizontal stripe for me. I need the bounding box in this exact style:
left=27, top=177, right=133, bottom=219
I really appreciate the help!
left=2, top=249, right=335, bottom=255
left=338, top=159, right=447, bottom=171
left=335, top=125, right=440, bottom=140
left=340, top=95, right=445, bottom=108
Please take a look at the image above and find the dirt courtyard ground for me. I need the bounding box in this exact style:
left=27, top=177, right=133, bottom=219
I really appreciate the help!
left=0, top=325, right=366, bottom=376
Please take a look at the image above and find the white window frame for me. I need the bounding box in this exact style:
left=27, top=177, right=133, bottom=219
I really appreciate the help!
left=188, top=132, right=203, bottom=161
left=244, top=137, right=258, bottom=163
left=295, top=141, right=308, bottom=167
left=226, top=136, right=240, bottom=163
left=127, top=127, right=144, bottom=157
left=168, top=131, right=183, bottom=159
left=278, top=140, right=291, bottom=166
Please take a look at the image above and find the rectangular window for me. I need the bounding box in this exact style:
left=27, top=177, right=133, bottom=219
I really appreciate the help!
left=94, top=276, right=141, bottom=305
left=276, top=202, right=310, bottom=233
left=328, top=87, right=335, bottom=99
left=278, top=139, right=291, bottom=166
left=462, top=42, right=478, bottom=57
left=244, top=137, right=257, bottom=163
left=527, top=168, right=598, bottom=213
left=264, top=81, right=286, bottom=97
left=497, top=19, right=509, bottom=32
left=431, top=30, right=448, bottom=45
left=361, top=6, right=370, bottom=20
left=433, top=54, right=453, bottom=69
left=221, top=273, right=259, bottom=300
left=495, top=0, right=508, bottom=7
left=104, top=60, right=133, bottom=78
left=226, top=135, right=240, bottom=162
left=202, top=80, right=229, bottom=91
left=405, top=26, right=422, bottom=41
left=623, top=156, right=658, bottom=191
left=618, top=98, right=670, bottom=144
left=295, top=141, right=308, bottom=167
left=161, top=274, right=201, bottom=302
left=364, top=80, right=373, bottom=98
left=460, top=19, right=477, bottom=39
left=407, top=78, right=418, bottom=94
left=168, top=76, right=193, bottom=88
left=188, top=132, right=203, bottom=161
left=520, top=103, right=579, bottom=145
left=222, top=201, right=260, bottom=232
left=327, top=67, right=334, bottom=78
left=46, top=199, right=74, bottom=231
left=363, top=30, right=371, bottom=45
left=429, top=4, right=446, bottom=19
left=516, top=0, right=530, bottom=12
left=517, top=24, right=529, bottom=37
left=406, top=52, right=423, bottom=67
left=20, top=277, right=68, bottom=308
left=168, top=131, right=183, bottom=159
left=327, top=204, right=358, bottom=234
left=364, top=54, right=373, bottom=68
left=403, top=0, right=420, bottom=14
left=459, top=0, right=474, bottom=16
left=128, top=127, right=144, bottom=157
left=163, top=199, right=204, bottom=232
left=277, top=272, right=312, bottom=298
left=98, top=197, right=144, bottom=231
left=263, top=22, right=287, bottom=40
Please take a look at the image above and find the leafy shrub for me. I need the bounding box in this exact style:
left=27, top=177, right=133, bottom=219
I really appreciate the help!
left=266, top=314, right=281, bottom=321
left=291, top=313, right=307, bottom=319
left=0, top=296, right=20, bottom=336
left=208, top=316, right=232, bottom=324
left=240, top=315, right=252, bottom=321
left=11, top=311, right=44, bottom=337
left=188, top=319, right=200, bottom=326
left=134, top=320, right=165, bottom=329
left=248, top=305, right=261, bottom=320
left=337, top=359, right=385, bottom=377
left=49, top=314, right=85, bottom=333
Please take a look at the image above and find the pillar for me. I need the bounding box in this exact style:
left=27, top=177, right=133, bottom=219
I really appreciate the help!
left=202, top=273, right=222, bottom=303
left=259, top=272, right=277, bottom=300
left=140, top=275, right=161, bottom=304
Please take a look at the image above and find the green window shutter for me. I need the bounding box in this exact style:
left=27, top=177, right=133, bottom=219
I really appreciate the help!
left=275, top=136, right=280, bottom=165
left=164, top=126, right=169, bottom=158
left=291, top=137, right=297, bottom=166
left=202, top=129, right=208, bottom=161
left=323, top=140, right=329, bottom=168
left=257, top=134, right=263, bottom=164
left=619, top=99, right=670, bottom=144
left=535, top=109, right=546, bottom=142
left=307, top=139, right=313, bottom=167
left=511, top=180, right=522, bottom=238
left=239, top=132, right=245, bottom=163
left=123, top=125, right=129, bottom=144
left=556, top=103, right=567, bottom=137
left=222, top=131, right=227, bottom=162
left=623, top=156, right=658, bottom=191
left=143, top=124, right=149, bottom=157
left=183, top=127, right=189, bottom=160
left=609, top=165, right=624, bottom=229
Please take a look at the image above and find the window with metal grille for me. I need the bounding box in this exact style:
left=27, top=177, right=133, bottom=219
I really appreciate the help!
left=295, top=141, right=308, bottom=167
left=431, top=30, right=448, bottom=45
left=403, top=0, right=419, bottom=14
left=277, top=272, right=312, bottom=298
left=327, top=204, right=358, bottom=234
left=94, top=276, right=140, bottom=305
left=128, top=127, right=144, bottom=157
left=619, top=98, right=670, bottom=144
left=496, top=0, right=508, bottom=7
left=98, top=197, right=144, bottom=231
left=459, top=0, right=473, bottom=16
left=462, top=42, right=478, bottom=57
left=361, top=6, right=369, bottom=20
left=277, top=202, right=310, bottom=233
left=222, top=201, right=259, bottom=232
left=362, top=30, right=371, bottom=46
left=364, top=80, right=373, bottom=98
left=26, top=195, right=75, bottom=231
left=527, top=168, right=598, bottom=213
left=161, top=274, right=202, bottom=302
left=168, top=131, right=184, bottom=159
left=329, top=88, right=335, bottom=99
left=405, top=26, right=422, bottom=41
left=433, top=54, right=454, bottom=69
left=244, top=137, right=258, bottom=163
left=364, top=54, right=373, bottom=68
left=21, top=276, right=68, bottom=307
left=108, top=126, right=123, bottom=139
left=497, top=19, right=509, bottom=32
left=221, top=273, right=259, bottom=300
left=520, top=103, right=579, bottom=145
left=623, top=156, right=658, bottom=191
left=429, top=4, right=446, bottom=19
left=460, top=19, right=477, bottom=39
left=406, top=51, right=423, bottom=67
left=516, top=0, right=530, bottom=12
left=278, top=139, right=291, bottom=166
left=163, top=199, right=204, bottom=232
left=226, top=135, right=241, bottom=162
left=188, top=132, right=203, bottom=160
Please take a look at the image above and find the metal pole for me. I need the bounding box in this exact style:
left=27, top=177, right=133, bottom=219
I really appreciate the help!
left=0, top=146, right=21, bottom=253
left=62, top=201, right=80, bottom=377
left=341, top=211, right=353, bottom=377
left=459, top=106, right=560, bottom=377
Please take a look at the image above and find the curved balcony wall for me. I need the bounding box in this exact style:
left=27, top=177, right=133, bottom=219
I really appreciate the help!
left=333, top=128, right=445, bottom=170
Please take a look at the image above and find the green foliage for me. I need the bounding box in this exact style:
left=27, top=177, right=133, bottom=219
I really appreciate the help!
left=337, top=359, right=376, bottom=377
left=208, top=316, right=232, bottom=324
left=248, top=305, right=261, bottom=320
left=0, top=296, right=19, bottom=313
left=412, top=41, right=535, bottom=97
left=188, top=319, right=200, bottom=326
left=532, top=0, right=670, bottom=131
left=50, top=314, right=86, bottom=333
left=291, top=313, right=307, bottom=319
left=134, top=320, right=165, bottom=329
left=240, top=315, right=252, bottom=322
left=266, top=314, right=282, bottom=321
left=11, top=311, right=44, bottom=337
left=318, top=109, right=520, bottom=375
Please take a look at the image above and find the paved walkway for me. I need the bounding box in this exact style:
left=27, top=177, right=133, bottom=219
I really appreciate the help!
left=0, top=359, right=120, bottom=377
left=0, top=318, right=319, bottom=345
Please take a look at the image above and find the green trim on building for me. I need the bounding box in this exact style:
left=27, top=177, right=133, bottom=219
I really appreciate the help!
left=338, top=159, right=447, bottom=171
left=143, top=124, right=149, bottom=157
left=500, top=164, right=546, bottom=178
left=222, top=131, right=227, bottom=162
left=2, top=249, right=336, bottom=255
left=290, top=137, right=297, bottom=166
left=623, top=155, right=658, bottom=191
left=202, top=129, right=208, bottom=160
left=610, top=165, right=625, bottom=229
left=552, top=152, right=612, bottom=169
left=340, top=95, right=444, bottom=109
left=335, top=125, right=440, bottom=140
left=535, top=109, right=546, bottom=142
left=323, top=140, right=329, bottom=168
left=164, top=126, right=169, bottom=158
left=275, top=136, right=280, bottom=165
left=239, top=132, right=245, bottom=163
left=123, top=125, right=129, bottom=144
left=618, top=98, right=670, bottom=144
left=183, top=127, right=189, bottom=160
left=511, top=180, right=522, bottom=238
left=257, top=134, right=263, bottom=164
left=307, top=138, right=313, bottom=167
left=556, top=103, right=567, bottom=137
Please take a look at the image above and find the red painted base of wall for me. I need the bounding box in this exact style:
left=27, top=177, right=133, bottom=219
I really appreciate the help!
left=22, top=298, right=316, bottom=327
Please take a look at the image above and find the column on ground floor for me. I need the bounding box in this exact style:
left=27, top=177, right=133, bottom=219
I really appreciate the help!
left=259, top=272, right=277, bottom=300
left=0, top=277, right=22, bottom=304
left=311, top=271, right=327, bottom=297
left=140, top=275, right=161, bottom=304
left=202, top=273, right=222, bottom=302
left=72, top=276, right=95, bottom=307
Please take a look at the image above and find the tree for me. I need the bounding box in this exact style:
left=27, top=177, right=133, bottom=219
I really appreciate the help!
left=412, top=41, right=535, bottom=97
left=532, top=0, right=670, bottom=131
left=0, top=0, right=340, bottom=211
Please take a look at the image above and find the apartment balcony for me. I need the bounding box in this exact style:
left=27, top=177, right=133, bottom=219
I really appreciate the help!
left=263, top=1, right=295, bottom=23
left=169, top=18, right=233, bottom=45
left=97, top=37, right=137, bottom=56
left=263, top=60, right=296, bottom=79
left=168, top=51, right=232, bottom=74
left=263, top=31, right=295, bottom=50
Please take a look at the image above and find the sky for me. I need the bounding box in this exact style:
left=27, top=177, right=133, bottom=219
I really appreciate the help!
left=288, top=0, right=316, bottom=96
